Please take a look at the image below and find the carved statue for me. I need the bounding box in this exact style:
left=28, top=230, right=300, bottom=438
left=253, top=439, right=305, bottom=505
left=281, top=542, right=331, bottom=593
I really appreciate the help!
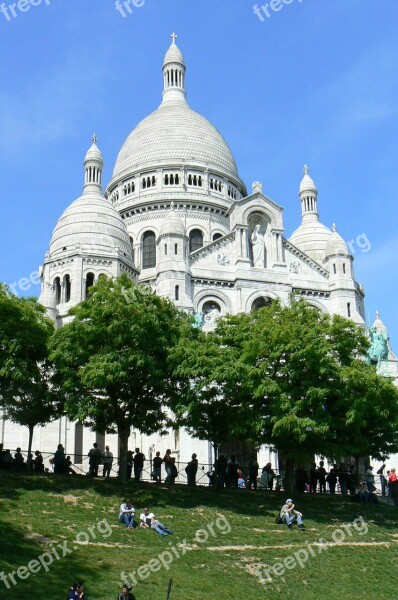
left=251, top=224, right=265, bottom=268
left=367, top=326, right=389, bottom=372
left=193, top=312, right=204, bottom=329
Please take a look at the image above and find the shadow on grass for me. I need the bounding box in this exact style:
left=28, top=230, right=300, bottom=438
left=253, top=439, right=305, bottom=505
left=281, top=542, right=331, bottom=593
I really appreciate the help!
left=0, top=519, right=105, bottom=599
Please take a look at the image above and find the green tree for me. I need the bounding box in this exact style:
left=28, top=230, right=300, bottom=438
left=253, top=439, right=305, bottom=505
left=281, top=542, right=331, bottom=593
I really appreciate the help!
left=216, top=300, right=369, bottom=492
left=50, top=274, right=186, bottom=480
left=0, top=286, right=57, bottom=469
left=331, top=360, right=398, bottom=476
left=170, top=325, right=254, bottom=459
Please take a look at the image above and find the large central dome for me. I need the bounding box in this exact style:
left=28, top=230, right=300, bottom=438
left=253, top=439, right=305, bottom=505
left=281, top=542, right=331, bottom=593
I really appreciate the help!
left=112, top=102, right=239, bottom=181
left=111, top=36, right=240, bottom=184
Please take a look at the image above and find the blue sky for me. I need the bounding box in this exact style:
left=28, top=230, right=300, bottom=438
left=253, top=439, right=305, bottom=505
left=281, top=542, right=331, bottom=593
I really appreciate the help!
left=0, top=0, right=397, bottom=348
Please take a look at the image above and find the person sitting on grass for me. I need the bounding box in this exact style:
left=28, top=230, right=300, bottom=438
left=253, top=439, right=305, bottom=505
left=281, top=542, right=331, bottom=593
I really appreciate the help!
left=118, top=582, right=136, bottom=600
left=119, top=499, right=135, bottom=529
left=280, top=499, right=305, bottom=531
left=67, top=581, right=86, bottom=599
left=139, top=507, right=173, bottom=536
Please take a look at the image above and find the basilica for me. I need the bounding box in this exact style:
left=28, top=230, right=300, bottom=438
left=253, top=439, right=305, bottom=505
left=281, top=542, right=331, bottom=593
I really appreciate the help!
left=2, top=36, right=395, bottom=473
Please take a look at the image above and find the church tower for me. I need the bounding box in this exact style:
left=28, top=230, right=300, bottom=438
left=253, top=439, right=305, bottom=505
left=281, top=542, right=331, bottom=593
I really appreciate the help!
left=39, top=137, right=138, bottom=326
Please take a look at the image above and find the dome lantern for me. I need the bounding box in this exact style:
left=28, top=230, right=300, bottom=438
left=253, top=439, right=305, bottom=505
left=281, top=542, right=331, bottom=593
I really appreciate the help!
left=299, top=164, right=319, bottom=223
left=162, top=32, right=187, bottom=104
left=84, top=134, right=104, bottom=194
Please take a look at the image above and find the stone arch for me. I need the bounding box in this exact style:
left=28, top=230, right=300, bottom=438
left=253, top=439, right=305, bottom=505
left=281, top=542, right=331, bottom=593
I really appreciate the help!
left=245, top=290, right=282, bottom=312
left=194, top=289, right=233, bottom=315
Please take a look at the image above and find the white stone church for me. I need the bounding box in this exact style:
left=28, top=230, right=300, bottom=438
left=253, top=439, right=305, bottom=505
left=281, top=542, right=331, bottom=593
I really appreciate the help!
left=3, top=36, right=389, bottom=476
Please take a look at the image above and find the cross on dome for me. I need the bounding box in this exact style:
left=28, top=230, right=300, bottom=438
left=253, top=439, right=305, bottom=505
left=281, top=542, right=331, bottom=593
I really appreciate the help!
left=92, top=133, right=97, bottom=144
left=170, top=32, right=178, bottom=45
left=304, top=164, right=309, bottom=175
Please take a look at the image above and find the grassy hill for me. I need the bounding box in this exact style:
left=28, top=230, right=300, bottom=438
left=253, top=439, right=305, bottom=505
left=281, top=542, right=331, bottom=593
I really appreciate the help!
left=0, top=473, right=396, bottom=599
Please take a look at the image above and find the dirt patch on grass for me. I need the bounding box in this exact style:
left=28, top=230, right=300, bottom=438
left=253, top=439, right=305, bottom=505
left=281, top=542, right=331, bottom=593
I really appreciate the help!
left=208, top=541, right=396, bottom=551
left=63, top=494, right=79, bottom=504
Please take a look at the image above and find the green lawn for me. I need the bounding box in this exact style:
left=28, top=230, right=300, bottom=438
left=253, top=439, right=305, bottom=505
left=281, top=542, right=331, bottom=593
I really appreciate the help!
left=0, top=473, right=396, bottom=599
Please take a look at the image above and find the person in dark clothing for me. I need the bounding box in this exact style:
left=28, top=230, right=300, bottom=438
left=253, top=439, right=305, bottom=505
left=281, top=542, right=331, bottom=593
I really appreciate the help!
left=126, top=451, right=133, bottom=479
left=247, top=456, right=259, bottom=490
left=295, top=466, right=308, bottom=493
left=214, top=455, right=227, bottom=488
left=185, top=453, right=198, bottom=486
left=88, top=443, right=102, bottom=477
left=133, top=448, right=145, bottom=481
left=13, top=448, right=25, bottom=471
left=152, top=451, right=163, bottom=483
left=318, top=460, right=327, bottom=494
left=309, top=463, right=318, bottom=493
left=338, top=464, right=349, bottom=495
left=33, top=450, right=44, bottom=473
left=54, top=444, right=66, bottom=474
left=226, top=456, right=239, bottom=488
left=118, top=582, right=136, bottom=600
left=169, top=457, right=178, bottom=484
left=327, top=467, right=337, bottom=494
left=67, top=581, right=86, bottom=599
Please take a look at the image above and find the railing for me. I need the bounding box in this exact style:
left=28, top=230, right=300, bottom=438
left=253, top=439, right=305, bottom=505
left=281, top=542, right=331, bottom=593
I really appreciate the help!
left=0, top=450, right=388, bottom=495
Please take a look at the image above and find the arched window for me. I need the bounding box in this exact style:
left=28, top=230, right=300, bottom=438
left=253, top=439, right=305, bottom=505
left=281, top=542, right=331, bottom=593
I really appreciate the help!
left=63, top=274, right=71, bottom=303
left=189, top=229, right=204, bottom=253
left=175, top=174, right=179, bottom=184
left=85, top=272, right=95, bottom=299
left=142, top=231, right=156, bottom=269
left=54, top=277, right=61, bottom=305
left=164, top=174, right=169, bottom=185
left=213, top=233, right=223, bottom=242
left=175, top=285, right=179, bottom=301
left=251, top=296, right=273, bottom=311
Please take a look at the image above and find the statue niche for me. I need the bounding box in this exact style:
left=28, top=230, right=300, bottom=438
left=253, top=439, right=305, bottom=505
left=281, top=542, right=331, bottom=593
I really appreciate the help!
left=249, top=215, right=268, bottom=268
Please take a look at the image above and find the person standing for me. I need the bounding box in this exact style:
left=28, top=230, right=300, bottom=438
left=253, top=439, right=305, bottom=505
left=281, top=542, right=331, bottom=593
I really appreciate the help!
left=247, top=456, right=259, bottom=491
left=163, top=449, right=173, bottom=482
left=389, top=468, right=398, bottom=505
left=185, top=453, right=198, bottom=486
left=152, top=451, right=163, bottom=483
left=88, top=443, right=102, bottom=477
left=226, top=456, right=239, bottom=488
left=365, top=465, right=376, bottom=494
left=54, top=444, right=65, bottom=474
left=133, top=448, right=145, bottom=481
left=102, top=446, right=113, bottom=477
left=318, top=461, right=327, bottom=494
left=126, top=450, right=133, bottom=479
left=309, top=463, right=318, bottom=494
left=327, top=466, right=337, bottom=494
left=214, top=455, right=227, bottom=488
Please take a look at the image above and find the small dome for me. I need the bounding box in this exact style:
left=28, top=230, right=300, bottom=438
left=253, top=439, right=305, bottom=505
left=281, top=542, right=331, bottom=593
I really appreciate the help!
left=49, top=192, right=133, bottom=260
left=163, top=41, right=185, bottom=67
left=324, top=225, right=350, bottom=257
left=299, top=165, right=317, bottom=194
left=289, top=221, right=332, bottom=262
left=85, top=137, right=103, bottom=164
left=371, top=311, right=387, bottom=334
left=160, top=209, right=185, bottom=236
left=39, top=282, right=56, bottom=310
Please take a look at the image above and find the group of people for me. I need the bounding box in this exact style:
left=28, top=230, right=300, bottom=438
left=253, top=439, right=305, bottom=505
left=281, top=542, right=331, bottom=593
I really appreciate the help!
left=67, top=581, right=136, bottom=600
left=118, top=499, right=173, bottom=536
left=0, top=444, right=46, bottom=473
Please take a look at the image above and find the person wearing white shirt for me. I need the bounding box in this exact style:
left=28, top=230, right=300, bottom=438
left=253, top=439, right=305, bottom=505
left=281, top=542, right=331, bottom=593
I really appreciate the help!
left=119, top=499, right=135, bottom=529
left=139, top=507, right=172, bottom=536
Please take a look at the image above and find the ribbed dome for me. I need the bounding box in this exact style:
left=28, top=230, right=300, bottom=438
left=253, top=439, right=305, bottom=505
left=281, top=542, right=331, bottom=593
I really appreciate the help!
left=324, top=226, right=350, bottom=257
left=85, top=140, right=103, bottom=163
left=299, top=166, right=317, bottom=194
left=112, top=102, right=239, bottom=181
left=289, top=222, right=332, bottom=262
left=160, top=209, right=185, bottom=236
left=163, top=43, right=185, bottom=67
left=49, top=193, right=132, bottom=259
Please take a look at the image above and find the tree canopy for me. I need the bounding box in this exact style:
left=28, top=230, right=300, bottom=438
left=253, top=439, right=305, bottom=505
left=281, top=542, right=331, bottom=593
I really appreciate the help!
left=50, top=274, right=188, bottom=480
left=0, top=286, right=58, bottom=467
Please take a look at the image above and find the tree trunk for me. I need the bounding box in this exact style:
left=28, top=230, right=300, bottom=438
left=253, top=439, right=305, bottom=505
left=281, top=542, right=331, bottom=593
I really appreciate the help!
left=354, top=456, right=360, bottom=485
left=27, top=425, right=34, bottom=471
left=118, top=423, right=130, bottom=482
left=284, top=458, right=295, bottom=495
left=212, top=442, right=219, bottom=464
